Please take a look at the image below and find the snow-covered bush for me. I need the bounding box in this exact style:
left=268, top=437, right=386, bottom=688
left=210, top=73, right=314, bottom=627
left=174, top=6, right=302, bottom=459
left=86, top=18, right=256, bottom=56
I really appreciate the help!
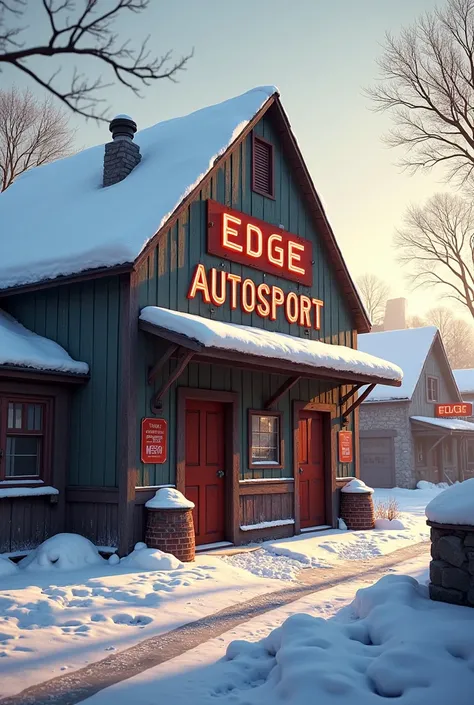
left=374, top=497, right=400, bottom=521
left=19, top=533, right=105, bottom=572
left=119, top=542, right=183, bottom=571
left=0, top=555, right=19, bottom=576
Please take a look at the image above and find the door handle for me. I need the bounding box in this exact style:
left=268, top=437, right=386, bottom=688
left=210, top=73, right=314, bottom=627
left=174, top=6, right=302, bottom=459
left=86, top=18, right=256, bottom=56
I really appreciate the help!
left=216, top=470, right=225, bottom=478
left=299, top=467, right=304, bottom=474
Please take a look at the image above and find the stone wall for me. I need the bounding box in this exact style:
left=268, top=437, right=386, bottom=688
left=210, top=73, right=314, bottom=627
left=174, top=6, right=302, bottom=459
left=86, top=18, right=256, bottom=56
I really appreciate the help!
left=429, top=522, right=474, bottom=607
left=360, top=401, right=415, bottom=488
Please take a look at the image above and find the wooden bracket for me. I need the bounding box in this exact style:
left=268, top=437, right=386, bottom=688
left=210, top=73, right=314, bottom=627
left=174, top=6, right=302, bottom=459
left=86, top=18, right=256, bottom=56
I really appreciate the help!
left=151, top=348, right=194, bottom=412
left=342, top=383, right=375, bottom=424
left=264, top=376, right=301, bottom=410
left=340, top=384, right=362, bottom=407
left=148, top=343, right=178, bottom=385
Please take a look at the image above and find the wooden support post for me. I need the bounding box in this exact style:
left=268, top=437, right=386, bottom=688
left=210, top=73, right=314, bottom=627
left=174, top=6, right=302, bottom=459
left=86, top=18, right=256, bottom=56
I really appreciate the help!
left=342, top=383, right=375, bottom=423
left=265, top=376, right=301, bottom=410
left=148, top=343, right=178, bottom=385
left=151, top=349, right=194, bottom=411
left=340, top=384, right=362, bottom=407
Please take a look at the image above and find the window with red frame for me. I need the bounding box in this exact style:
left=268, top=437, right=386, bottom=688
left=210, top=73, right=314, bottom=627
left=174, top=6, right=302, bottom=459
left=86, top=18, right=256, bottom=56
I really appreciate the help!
left=0, top=397, right=52, bottom=481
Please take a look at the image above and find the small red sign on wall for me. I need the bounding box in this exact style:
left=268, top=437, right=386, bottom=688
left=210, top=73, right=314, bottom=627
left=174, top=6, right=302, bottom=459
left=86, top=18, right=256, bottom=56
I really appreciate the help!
left=435, top=403, right=473, bottom=418
left=207, top=200, right=313, bottom=286
left=141, top=418, right=167, bottom=464
left=338, top=431, right=353, bottom=464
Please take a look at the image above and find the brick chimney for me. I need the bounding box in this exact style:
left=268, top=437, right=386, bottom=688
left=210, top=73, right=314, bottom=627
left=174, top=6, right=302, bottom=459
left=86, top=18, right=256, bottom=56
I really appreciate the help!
left=103, top=114, right=141, bottom=187
left=383, top=298, right=407, bottom=331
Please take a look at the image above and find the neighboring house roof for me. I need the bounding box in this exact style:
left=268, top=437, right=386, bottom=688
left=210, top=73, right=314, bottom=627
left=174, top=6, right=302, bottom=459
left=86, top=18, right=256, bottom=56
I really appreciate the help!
left=358, top=327, right=444, bottom=402
left=453, top=369, right=474, bottom=395
left=0, top=309, right=88, bottom=376
left=0, top=87, right=370, bottom=333
left=411, top=416, right=474, bottom=433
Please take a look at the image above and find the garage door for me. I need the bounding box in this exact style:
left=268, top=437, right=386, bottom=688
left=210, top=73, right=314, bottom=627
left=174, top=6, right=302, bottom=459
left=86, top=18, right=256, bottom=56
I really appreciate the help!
left=360, top=436, right=395, bottom=489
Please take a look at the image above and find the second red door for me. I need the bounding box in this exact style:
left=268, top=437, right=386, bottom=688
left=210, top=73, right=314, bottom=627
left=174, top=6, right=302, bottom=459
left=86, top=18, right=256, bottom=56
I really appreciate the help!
left=185, top=399, right=226, bottom=545
left=298, top=410, right=326, bottom=528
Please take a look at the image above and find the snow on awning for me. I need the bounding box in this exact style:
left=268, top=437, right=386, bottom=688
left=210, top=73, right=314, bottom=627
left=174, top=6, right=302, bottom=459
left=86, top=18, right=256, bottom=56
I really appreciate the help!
left=139, top=307, right=403, bottom=386
left=411, top=416, right=474, bottom=434
left=0, top=309, right=89, bottom=377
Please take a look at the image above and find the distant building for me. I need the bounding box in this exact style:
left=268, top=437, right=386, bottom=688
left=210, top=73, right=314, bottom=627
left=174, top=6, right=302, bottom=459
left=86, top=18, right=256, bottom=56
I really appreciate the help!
left=358, top=328, right=474, bottom=488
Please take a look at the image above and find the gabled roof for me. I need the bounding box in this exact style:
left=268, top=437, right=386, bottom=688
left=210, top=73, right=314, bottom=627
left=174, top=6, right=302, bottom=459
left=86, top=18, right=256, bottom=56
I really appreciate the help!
left=0, top=87, right=370, bottom=332
left=0, top=309, right=88, bottom=376
left=358, top=327, right=453, bottom=402
left=453, top=369, right=474, bottom=395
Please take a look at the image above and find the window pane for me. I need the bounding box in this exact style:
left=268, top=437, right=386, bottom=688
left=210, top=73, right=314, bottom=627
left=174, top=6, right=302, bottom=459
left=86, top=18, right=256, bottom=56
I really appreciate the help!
left=7, top=403, right=23, bottom=429
left=15, top=404, right=22, bottom=429
left=6, top=436, right=41, bottom=477
left=26, top=404, right=43, bottom=431
left=7, top=403, right=13, bottom=429
left=251, top=415, right=279, bottom=464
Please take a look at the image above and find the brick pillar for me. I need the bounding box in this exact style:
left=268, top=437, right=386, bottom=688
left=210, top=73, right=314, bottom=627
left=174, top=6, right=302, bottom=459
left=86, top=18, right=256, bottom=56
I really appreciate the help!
left=145, top=507, right=195, bottom=562
left=340, top=479, right=375, bottom=530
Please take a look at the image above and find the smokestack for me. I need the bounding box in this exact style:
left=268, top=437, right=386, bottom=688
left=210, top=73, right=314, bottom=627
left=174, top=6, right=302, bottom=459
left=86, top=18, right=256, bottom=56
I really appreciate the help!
left=103, top=114, right=141, bottom=187
left=383, top=298, right=407, bottom=331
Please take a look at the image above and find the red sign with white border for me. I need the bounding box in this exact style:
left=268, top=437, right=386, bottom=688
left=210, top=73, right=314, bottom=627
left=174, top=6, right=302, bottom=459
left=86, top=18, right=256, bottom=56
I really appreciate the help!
left=141, top=418, right=167, bottom=464
left=435, top=403, right=473, bottom=418
left=338, top=430, right=353, bottom=464
left=207, top=200, right=313, bottom=287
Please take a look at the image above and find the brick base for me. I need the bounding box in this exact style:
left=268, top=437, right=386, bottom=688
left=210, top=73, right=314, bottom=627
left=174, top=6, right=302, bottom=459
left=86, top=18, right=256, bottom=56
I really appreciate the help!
left=340, top=492, right=375, bottom=530
left=145, top=507, right=195, bottom=562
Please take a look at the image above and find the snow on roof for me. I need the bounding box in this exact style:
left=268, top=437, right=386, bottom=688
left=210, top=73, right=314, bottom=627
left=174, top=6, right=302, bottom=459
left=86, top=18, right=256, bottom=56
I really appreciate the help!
left=139, top=306, right=403, bottom=383
left=426, top=477, right=474, bottom=525
left=0, top=309, right=88, bottom=375
left=0, top=87, right=276, bottom=291
left=453, top=369, right=474, bottom=395
left=358, top=327, right=438, bottom=402
left=411, top=416, right=474, bottom=432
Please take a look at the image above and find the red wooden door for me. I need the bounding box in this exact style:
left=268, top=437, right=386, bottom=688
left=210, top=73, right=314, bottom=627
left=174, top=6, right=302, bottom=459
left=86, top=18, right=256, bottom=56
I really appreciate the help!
left=298, top=410, right=326, bottom=528
left=185, top=400, right=226, bottom=545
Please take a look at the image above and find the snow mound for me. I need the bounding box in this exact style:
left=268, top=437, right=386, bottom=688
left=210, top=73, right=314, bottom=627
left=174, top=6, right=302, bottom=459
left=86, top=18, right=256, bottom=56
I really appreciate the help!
left=120, top=544, right=183, bottom=571
left=426, top=478, right=474, bottom=525
left=417, top=480, right=451, bottom=491
left=375, top=518, right=406, bottom=530
left=223, top=574, right=474, bottom=704
left=19, top=533, right=105, bottom=572
left=338, top=517, right=348, bottom=530
left=145, top=487, right=195, bottom=510
left=341, top=478, right=374, bottom=494
left=0, top=555, right=19, bottom=576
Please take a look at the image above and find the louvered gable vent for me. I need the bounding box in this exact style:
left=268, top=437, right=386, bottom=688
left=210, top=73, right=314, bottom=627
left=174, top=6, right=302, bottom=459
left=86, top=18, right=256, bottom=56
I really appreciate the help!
left=252, top=134, right=274, bottom=198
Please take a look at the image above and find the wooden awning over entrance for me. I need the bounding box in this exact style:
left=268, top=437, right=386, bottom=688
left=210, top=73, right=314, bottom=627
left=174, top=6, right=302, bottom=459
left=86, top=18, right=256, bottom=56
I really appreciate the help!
left=139, top=307, right=402, bottom=413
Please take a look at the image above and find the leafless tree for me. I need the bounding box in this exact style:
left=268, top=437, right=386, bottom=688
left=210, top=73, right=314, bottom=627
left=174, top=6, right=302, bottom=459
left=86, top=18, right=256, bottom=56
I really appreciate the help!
left=0, top=1, right=192, bottom=121
left=356, top=273, right=390, bottom=325
left=395, top=192, right=474, bottom=318
left=0, top=87, right=74, bottom=191
left=408, top=305, right=474, bottom=367
left=368, top=0, right=474, bottom=186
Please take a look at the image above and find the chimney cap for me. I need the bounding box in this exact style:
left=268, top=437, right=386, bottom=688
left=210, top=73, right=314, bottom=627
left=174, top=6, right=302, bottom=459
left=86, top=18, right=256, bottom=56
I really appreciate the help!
left=109, top=115, right=138, bottom=141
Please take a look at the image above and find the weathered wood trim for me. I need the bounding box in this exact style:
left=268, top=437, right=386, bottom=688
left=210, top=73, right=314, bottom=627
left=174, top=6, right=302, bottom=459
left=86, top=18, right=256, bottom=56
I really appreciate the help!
left=151, top=350, right=194, bottom=411
left=0, top=263, right=133, bottom=298
left=237, top=523, right=294, bottom=544
left=343, top=384, right=375, bottom=420
left=239, top=481, right=294, bottom=496
left=293, top=401, right=338, bottom=533
left=66, top=487, right=119, bottom=504
left=340, top=384, right=362, bottom=407
left=117, top=272, right=139, bottom=555
left=264, top=376, right=301, bottom=410
left=0, top=367, right=89, bottom=384
left=148, top=344, right=178, bottom=384
left=139, top=320, right=204, bottom=352
left=177, top=388, right=240, bottom=545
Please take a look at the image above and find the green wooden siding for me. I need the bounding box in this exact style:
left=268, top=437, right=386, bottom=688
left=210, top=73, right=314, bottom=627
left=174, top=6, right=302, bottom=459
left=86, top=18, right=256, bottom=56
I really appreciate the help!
left=4, top=276, right=122, bottom=487
left=135, top=338, right=355, bottom=486
left=135, top=110, right=357, bottom=485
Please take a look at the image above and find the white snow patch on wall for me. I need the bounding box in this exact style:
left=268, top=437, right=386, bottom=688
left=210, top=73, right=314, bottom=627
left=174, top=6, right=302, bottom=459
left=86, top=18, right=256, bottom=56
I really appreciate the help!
left=240, top=519, right=295, bottom=531
left=0, top=485, right=58, bottom=499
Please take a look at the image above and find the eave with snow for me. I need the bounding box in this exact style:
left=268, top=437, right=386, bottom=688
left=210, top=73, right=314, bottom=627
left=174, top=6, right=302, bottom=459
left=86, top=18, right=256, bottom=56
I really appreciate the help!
left=0, top=86, right=401, bottom=557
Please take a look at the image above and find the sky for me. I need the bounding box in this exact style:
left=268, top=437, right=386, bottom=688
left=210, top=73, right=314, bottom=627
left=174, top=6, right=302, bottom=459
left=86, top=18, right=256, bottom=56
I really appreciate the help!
left=1, top=0, right=457, bottom=319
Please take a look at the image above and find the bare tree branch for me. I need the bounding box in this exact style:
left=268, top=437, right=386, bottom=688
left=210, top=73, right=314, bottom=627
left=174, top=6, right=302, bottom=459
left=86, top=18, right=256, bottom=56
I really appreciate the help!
left=408, top=305, right=474, bottom=367
left=0, top=0, right=193, bottom=121
left=356, top=273, right=390, bottom=325
left=395, top=192, right=474, bottom=319
left=0, top=86, right=74, bottom=191
left=367, top=0, right=474, bottom=186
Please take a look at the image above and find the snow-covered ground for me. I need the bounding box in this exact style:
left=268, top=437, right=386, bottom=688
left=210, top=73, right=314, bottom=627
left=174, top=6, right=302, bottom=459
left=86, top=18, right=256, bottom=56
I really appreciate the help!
left=223, top=485, right=443, bottom=580
left=0, top=541, right=287, bottom=699
left=83, top=554, right=474, bottom=705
